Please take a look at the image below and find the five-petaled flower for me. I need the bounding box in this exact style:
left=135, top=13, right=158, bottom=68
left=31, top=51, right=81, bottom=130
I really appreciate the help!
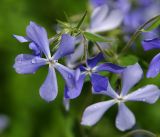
left=142, top=38, right=160, bottom=78
left=81, top=63, right=160, bottom=131
left=64, top=53, right=125, bottom=99
left=13, top=21, right=80, bottom=102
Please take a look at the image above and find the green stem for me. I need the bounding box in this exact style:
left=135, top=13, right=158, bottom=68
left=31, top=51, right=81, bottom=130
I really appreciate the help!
left=121, top=15, right=160, bottom=53
left=83, top=36, right=88, bottom=63
left=95, top=42, right=120, bottom=64
left=95, top=42, right=108, bottom=60
left=49, top=32, right=63, bottom=44
left=122, top=129, right=157, bottom=137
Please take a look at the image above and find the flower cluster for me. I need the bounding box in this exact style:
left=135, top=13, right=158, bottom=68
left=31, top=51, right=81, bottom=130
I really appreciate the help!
left=13, top=0, right=160, bottom=132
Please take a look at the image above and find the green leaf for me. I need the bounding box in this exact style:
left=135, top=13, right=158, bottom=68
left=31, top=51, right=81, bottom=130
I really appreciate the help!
left=76, top=10, right=87, bottom=29
left=57, top=19, right=70, bottom=27
left=141, top=16, right=160, bottom=32
left=83, top=32, right=111, bottom=42
left=118, top=54, right=138, bottom=66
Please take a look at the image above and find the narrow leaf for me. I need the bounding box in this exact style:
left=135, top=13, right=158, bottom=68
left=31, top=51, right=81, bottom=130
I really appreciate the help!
left=83, top=32, right=110, bottom=42
left=57, top=20, right=70, bottom=27
left=118, top=55, right=138, bottom=66
left=141, top=16, right=160, bottom=32
left=76, top=11, right=87, bottom=29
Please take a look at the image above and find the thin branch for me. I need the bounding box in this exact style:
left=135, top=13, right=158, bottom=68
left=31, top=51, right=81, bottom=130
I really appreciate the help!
left=95, top=42, right=108, bottom=59
left=83, top=36, right=88, bottom=62
left=121, top=15, right=160, bottom=53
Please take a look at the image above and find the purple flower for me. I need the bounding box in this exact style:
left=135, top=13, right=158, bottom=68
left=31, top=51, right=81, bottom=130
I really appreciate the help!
left=64, top=53, right=125, bottom=99
left=13, top=21, right=78, bottom=102
left=0, top=115, right=9, bottom=133
left=81, top=63, right=160, bottom=131
left=142, top=38, right=160, bottom=78
left=89, top=5, right=123, bottom=33
left=123, top=0, right=160, bottom=33
left=90, top=0, right=107, bottom=8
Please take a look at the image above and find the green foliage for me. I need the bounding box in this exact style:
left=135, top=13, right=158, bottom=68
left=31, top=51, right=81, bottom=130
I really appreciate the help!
left=76, top=10, right=87, bottom=29
left=83, top=32, right=111, bottom=42
left=141, top=16, right=160, bottom=32
left=0, top=0, right=160, bottom=137
left=118, top=55, right=139, bottom=66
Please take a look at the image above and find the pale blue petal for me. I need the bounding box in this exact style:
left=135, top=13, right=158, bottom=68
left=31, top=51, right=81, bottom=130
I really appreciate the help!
left=81, top=100, right=115, bottom=126
left=66, top=42, right=84, bottom=68
left=146, top=53, right=160, bottom=78
left=0, top=115, right=9, bottom=132
left=26, top=21, right=51, bottom=58
left=55, top=63, right=76, bottom=89
left=90, top=5, right=109, bottom=31
left=124, top=85, right=160, bottom=104
left=116, top=103, right=135, bottom=131
left=13, top=54, right=47, bottom=74
left=121, top=63, right=143, bottom=96
left=90, top=6, right=123, bottom=33
left=13, top=35, right=30, bottom=43
left=40, top=67, right=58, bottom=102
left=54, top=34, right=76, bottom=60
left=29, top=42, right=41, bottom=56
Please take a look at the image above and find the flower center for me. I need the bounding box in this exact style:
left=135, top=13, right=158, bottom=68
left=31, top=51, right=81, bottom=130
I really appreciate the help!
left=86, top=67, right=96, bottom=75
left=48, top=59, right=58, bottom=65
left=115, top=96, right=125, bottom=103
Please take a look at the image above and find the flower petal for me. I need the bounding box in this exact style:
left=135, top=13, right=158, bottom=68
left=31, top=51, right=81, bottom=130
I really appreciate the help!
left=66, top=43, right=84, bottom=68
left=13, top=35, right=30, bottom=43
left=124, top=85, right=160, bottom=104
left=26, top=21, right=51, bottom=58
left=146, top=53, right=160, bottom=78
left=90, top=5, right=109, bottom=32
left=142, top=38, right=160, bottom=51
left=55, top=63, right=77, bottom=89
left=64, top=74, right=86, bottom=99
left=90, top=0, right=107, bottom=8
left=92, top=81, right=118, bottom=99
left=0, top=115, right=9, bottom=132
left=29, top=42, right=41, bottom=56
left=96, top=63, right=125, bottom=73
left=81, top=100, right=115, bottom=126
left=87, top=53, right=104, bottom=68
left=91, top=73, right=108, bottom=92
left=40, top=67, right=58, bottom=102
left=116, top=103, right=135, bottom=131
left=53, top=34, right=76, bottom=60
left=90, top=6, right=123, bottom=33
left=13, top=54, right=46, bottom=74
left=121, top=63, right=143, bottom=96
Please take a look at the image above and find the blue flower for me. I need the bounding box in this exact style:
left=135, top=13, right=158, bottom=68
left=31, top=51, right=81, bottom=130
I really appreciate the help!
left=81, top=63, right=160, bottom=131
left=13, top=21, right=78, bottom=102
left=142, top=38, right=160, bottom=78
left=90, top=0, right=107, bottom=8
left=90, top=0, right=160, bottom=33
left=89, top=4, right=124, bottom=33
left=64, top=53, right=125, bottom=99
left=123, top=0, right=160, bottom=33
left=0, top=115, right=9, bottom=133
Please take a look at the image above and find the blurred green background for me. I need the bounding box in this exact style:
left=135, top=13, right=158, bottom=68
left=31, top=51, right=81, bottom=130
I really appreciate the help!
left=0, top=0, right=160, bottom=137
